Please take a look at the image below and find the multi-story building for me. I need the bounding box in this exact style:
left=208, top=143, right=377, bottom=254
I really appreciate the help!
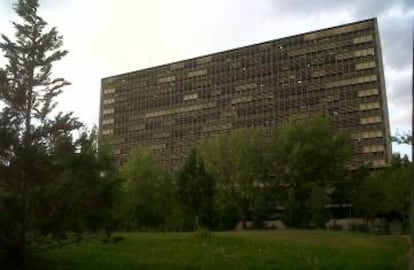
left=99, top=18, right=392, bottom=171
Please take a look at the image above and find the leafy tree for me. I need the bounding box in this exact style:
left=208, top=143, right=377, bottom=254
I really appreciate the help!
left=353, top=154, right=411, bottom=229
left=274, top=116, right=352, bottom=228
left=382, top=155, right=411, bottom=225
left=0, top=0, right=120, bottom=263
left=352, top=167, right=386, bottom=225
left=199, top=128, right=272, bottom=229
left=213, top=196, right=240, bottom=230
left=120, top=147, right=172, bottom=230
left=176, top=148, right=215, bottom=230
left=391, top=130, right=413, bottom=267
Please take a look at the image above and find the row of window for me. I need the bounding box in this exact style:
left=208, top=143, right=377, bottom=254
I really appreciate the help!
left=104, top=40, right=375, bottom=89
left=104, top=53, right=377, bottom=96
left=102, top=108, right=115, bottom=115
left=103, top=87, right=116, bottom=95
left=107, top=80, right=379, bottom=111
left=105, top=94, right=381, bottom=123
left=105, top=64, right=378, bottom=102
left=360, top=116, right=381, bottom=124
left=359, top=102, right=380, bottom=111
left=325, top=74, right=377, bottom=88
left=363, top=144, right=385, bottom=153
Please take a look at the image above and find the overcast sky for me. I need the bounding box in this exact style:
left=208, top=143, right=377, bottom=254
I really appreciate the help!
left=0, top=0, right=413, bottom=156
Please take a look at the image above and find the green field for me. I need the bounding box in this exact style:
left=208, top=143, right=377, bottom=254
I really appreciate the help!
left=29, top=230, right=407, bottom=270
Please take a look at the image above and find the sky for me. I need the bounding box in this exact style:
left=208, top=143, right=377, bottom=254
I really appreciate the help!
left=0, top=0, right=413, bottom=156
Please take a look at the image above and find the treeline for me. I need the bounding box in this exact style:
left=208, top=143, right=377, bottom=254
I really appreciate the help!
left=115, top=117, right=411, bottom=233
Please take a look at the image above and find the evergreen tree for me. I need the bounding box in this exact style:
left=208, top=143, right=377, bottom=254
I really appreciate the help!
left=0, top=0, right=120, bottom=263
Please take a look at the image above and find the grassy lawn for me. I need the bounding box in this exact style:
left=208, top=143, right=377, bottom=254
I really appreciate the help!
left=29, top=230, right=407, bottom=270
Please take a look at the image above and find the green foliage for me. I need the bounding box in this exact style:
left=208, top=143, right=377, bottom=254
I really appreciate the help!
left=176, top=148, right=216, bottom=230
left=274, top=116, right=352, bottom=228
left=199, top=128, right=273, bottom=229
left=382, top=155, right=411, bottom=222
left=353, top=154, right=411, bottom=229
left=352, top=167, right=384, bottom=220
left=196, top=118, right=353, bottom=229
left=212, top=198, right=240, bottom=230
left=391, top=132, right=412, bottom=145
left=0, top=0, right=69, bottom=128
left=120, top=147, right=173, bottom=230
left=0, top=0, right=72, bottom=260
left=46, top=129, right=121, bottom=234
left=0, top=0, right=120, bottom=264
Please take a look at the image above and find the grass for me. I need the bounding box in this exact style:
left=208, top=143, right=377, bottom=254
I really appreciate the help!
left=28, top=230, right=407, bottom=270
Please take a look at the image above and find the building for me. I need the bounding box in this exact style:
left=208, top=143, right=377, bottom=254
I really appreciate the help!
left=99, top=18, right=392, bottom=171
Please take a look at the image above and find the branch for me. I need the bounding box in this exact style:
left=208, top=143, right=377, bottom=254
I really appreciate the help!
left=392, top=133, right=413, bottom=145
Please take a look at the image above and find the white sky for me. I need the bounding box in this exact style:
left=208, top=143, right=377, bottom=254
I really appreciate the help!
left=0, top=0, right=413, bottom=157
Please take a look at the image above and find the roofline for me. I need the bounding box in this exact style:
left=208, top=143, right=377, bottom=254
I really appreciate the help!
left=102, top=17, right=377, bottom=81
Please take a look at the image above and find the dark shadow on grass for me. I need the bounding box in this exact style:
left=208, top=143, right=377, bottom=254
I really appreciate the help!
left=24, top=254, right=81, bottom=270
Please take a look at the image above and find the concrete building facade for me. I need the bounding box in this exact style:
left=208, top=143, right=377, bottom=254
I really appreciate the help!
left=100, top=18, right=392, bottom=170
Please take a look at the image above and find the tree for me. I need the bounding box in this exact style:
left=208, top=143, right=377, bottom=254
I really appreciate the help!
left=392, top=132, right=412, bottom=145
left=274, top=116, right=352, bottom=228
left=353, top=154, right=411, bottom=230
left=176, top=148, right=215, bottom=230
left=0, top=0, right=119, bottom=263
left=382, top=155, right=411, bottom=225
left=46, top=128, right=121, bottom=236
left=199, top=128, right=273, bottom=229
left=352, top=167, right=384, bottom=221
left=120, top=147, right=172, bottom=230
left=0, top=0, right=69, bottom=260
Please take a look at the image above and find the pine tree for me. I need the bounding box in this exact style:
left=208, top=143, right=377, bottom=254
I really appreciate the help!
left=0, top=0, right=71, bottom=261
left=0, top=0, right=120, bottom=263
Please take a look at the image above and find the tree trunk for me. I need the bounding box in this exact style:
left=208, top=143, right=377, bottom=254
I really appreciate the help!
left=241, top=218, right=247, bottom=230
left=194, top=215, right=200, bottom=231
left=18, top=50, right=35, bottom=263
left=19, top=170, right=27, bottom=262
left=239, top=211, right=248, bottom=230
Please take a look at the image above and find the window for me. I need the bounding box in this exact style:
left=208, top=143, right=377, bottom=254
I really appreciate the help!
left=360, top=116, right=381, bottom=124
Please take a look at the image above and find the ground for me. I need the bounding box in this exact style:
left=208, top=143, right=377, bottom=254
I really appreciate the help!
left=29, top=230, right=407, bottom=270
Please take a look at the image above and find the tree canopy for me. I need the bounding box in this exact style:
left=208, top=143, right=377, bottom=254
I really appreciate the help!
left=120, top=147, right=172, bottom=229
left=199, top=128, right=273, bottom=229
left=274, top=116, right=352, bottom=227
